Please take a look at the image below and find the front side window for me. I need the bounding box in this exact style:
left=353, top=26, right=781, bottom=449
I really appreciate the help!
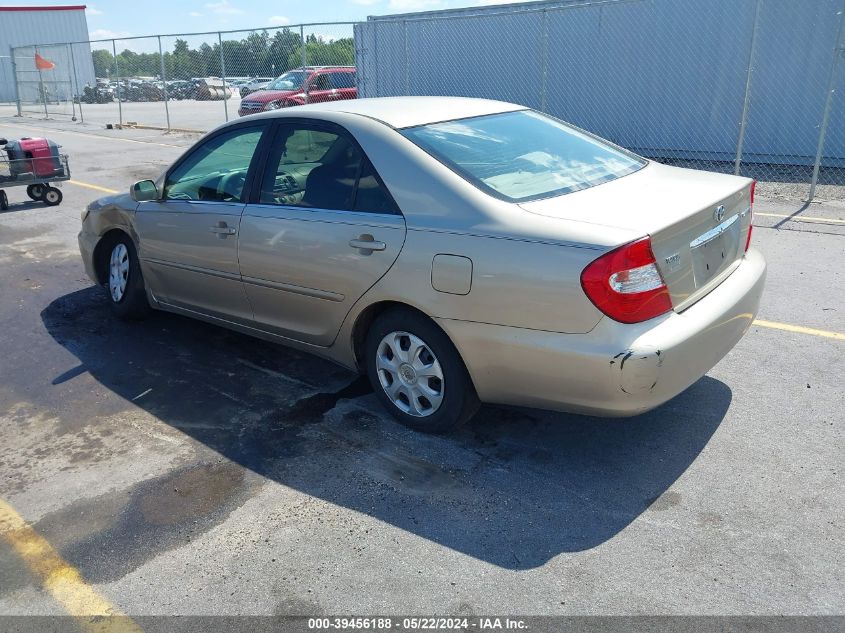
left=260, top=124, right=398, bottom=214
left=401, top=110, right=646, bottom=202
left=311, top=74, right=330, bottom=91
left=165, top=126, right=263, bottom=202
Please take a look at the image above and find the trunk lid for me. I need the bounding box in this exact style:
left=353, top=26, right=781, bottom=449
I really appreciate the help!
left=519, top=162, right=754, bottom=311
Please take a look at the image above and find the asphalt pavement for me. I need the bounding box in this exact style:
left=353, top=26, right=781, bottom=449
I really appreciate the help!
left=0, top=115, right=842, bottom=621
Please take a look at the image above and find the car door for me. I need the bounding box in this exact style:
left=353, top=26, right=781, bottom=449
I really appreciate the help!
left=135, top=122, right=267, bottom=324
left=238, top=120, right=406, bottom=346
left=328, top=71, right=356, bottom=101
left=305, top=73, right=333, bottom=104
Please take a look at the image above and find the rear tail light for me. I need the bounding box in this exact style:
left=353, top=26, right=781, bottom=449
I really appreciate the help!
left=580, top=236, right=672, bottom=324
left=745, top=180, right=756, bottom=251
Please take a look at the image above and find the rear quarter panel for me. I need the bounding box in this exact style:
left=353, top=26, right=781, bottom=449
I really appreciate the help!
left=359, top=228, right=607, bottom=334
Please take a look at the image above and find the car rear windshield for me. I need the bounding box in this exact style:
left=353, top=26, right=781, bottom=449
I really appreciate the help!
left=401, top=110, right=646, bottom=202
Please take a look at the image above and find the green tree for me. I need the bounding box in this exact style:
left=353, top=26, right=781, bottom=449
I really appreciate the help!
left=91, top=49, right=114, bottom=78
left=287, top=36, right=354, bottom=69
left=268, top=28, right=302, bottom=74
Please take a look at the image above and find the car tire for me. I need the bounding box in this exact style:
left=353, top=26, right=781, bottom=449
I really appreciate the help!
left=42, top=187, right=62, bottom=206
left=0, top=190, right=8, bottom=211
left=26, top=184, right=44, bottom=200
left=103, top=235, right=151, bottom=320
left=365, top=308, right=480, bottom=434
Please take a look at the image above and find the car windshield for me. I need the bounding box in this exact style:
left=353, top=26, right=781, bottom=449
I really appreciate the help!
left=401, top=110, right=646, bottom=202
left=267, top=71, right=307, bottom=91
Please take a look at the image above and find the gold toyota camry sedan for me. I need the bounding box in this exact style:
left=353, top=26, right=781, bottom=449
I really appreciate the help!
left=78, top=97, right=766, bottom=433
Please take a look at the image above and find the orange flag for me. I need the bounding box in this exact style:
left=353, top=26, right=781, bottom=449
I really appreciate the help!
left=35, top=53, right=55, bottom=71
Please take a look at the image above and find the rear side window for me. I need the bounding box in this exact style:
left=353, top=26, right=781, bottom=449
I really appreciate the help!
left=353, top=159, right=395, bottom=214
left=401, top=110, right=645, bottom=202
left=329, top=72, right=356, bottom=89
left=259, top=123, right=399, bottom=215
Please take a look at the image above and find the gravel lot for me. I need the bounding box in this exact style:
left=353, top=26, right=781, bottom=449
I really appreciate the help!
left=0, top=115, right=842, bottom=623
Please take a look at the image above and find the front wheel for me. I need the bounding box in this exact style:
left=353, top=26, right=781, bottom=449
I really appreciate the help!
left=105, top=237, right=150, bottom=320
left=42, top=186, right=62, bottom=206
left=0, top=190, right=8, bottom=211
left=365, top=309, right=479, bottom=434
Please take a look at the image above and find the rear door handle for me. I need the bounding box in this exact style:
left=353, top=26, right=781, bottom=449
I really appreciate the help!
left=349, top=236, right=386, bottom=252
left=210, top=221, right=236, bottom=238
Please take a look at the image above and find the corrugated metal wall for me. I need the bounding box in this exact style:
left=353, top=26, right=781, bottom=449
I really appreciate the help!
left=355, top=0, right=845, bottom=167
left=0, top=8, right=95, bottom=102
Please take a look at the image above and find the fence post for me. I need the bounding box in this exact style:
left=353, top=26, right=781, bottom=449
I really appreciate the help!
left=735, top=0, right=761, bottom=175
left=68, top=42, right=83, bottom=123
left=810, top=4, right=845, bottom=201
left=112, top=39, right=123, bottom=126
left=218, top=32, right=229, bottom=122
left=301, top=25, right=308, bottom=104
left=35, top=46, right=48, bottom=119
left=157, top=36, right=171, bottom=132
left=10, top=46, right=22, bottom=117
left=69, top=44, right=82, bottom=123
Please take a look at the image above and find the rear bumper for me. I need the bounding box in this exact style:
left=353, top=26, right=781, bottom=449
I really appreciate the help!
left=436, top=248, right=766, bottom=417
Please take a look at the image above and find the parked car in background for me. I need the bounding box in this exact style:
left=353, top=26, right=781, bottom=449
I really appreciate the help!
left=78, top=97, right=765, bottom=434
left=238, top=66, right=356, bottom=116
left=166, top=80, right=197, bottom=100
left=228, top=78, right=251, bottom=94
left=238, top=77, right=273, bottom=98
left=76, top=83, right=113, bottom=104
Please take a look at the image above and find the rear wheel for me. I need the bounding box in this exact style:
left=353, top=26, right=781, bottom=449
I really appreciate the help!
left=0, top=190, right=8, bottom=211
left=104, top=236, right=150, bottom=320
left=26, top=184, right=45, bottom=200
left=365, top=308, right=479, bottom=434
left=42, top=187, right=62, bottom=206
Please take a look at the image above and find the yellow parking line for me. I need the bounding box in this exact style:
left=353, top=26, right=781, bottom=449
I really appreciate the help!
left=0, top=498, right=143, bottom=633
left=753, top=319, right=845, bottom=340
left=755, top=212, right=845, bottom=224
left=69, top=180, right=119, bottom=194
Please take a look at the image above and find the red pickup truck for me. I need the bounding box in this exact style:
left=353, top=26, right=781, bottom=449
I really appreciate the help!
left=238, top=66, right=356, bottom=117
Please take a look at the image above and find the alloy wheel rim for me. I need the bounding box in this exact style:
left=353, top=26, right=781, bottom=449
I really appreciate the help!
left=376, top=331, right=444, bottom=417
left=109, top=243, right=129, bottom=302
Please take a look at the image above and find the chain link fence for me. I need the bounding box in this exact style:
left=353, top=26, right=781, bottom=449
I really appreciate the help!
left=6, top=1, right=845, bottom=201
left=8, top=43, right=90, bottom=120
left=8, top=23, right=356, bottom=133
left=355, top=0, right=845, bottom=202
left=0, top=55, right=15, bottom=105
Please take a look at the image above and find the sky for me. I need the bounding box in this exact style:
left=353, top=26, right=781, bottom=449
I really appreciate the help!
left=0, top=0, right=531, bottom=41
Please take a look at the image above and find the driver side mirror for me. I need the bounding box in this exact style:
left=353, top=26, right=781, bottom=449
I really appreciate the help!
left=130, top=179, right=159, bottom=202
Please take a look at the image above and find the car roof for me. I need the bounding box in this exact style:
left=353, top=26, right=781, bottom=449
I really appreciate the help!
left=268, top=96, right=527, bottom=129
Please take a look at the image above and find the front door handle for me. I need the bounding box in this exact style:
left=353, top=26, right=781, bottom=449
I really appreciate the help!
left=210, top=221, right=236, bottom=238
left=349, top=235, right=386, bottom=252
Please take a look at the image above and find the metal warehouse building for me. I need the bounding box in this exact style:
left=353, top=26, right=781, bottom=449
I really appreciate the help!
left=0, top=5, right=95, bottom=104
